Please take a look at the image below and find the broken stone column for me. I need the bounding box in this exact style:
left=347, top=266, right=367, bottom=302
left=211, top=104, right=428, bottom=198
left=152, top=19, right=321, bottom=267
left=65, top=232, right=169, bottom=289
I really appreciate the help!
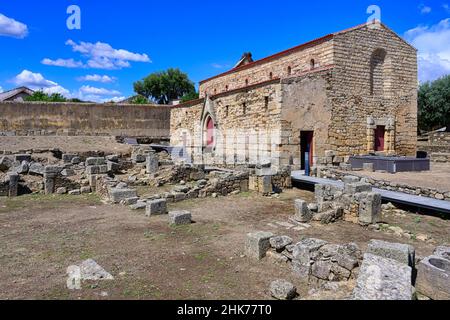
left=293, top=199, right=312, bottom=222
left=146, top=153, right=159, bottom=174
left=44, top=166, right=61, bottom=195
left=8, top=173, right=19, bottom=197
left=258, top=176, right=272, bottom=195
left=357, top=192, right=382, bottom=225
left=245, top=231, right=274, bottom=260
left=169, top=210, right=192, bottom=225
left=145, top=199, right=167, bottom=216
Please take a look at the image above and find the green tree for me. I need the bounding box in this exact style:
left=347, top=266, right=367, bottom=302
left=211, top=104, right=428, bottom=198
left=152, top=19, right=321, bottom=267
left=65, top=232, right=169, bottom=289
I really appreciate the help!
left=418, top=75, right=450, bottom=132
left=130, top=95, right=149, bottom=104
left=133, top=68, right=196, bottom=104
left=180, top=91, right=199, bottom=103
left=25, top=91, right=68, bottom=102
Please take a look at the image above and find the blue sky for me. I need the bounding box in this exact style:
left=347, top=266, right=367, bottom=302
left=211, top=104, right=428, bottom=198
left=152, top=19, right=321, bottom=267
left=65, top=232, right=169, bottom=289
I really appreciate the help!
left=0, top=0, right=449, bottom=102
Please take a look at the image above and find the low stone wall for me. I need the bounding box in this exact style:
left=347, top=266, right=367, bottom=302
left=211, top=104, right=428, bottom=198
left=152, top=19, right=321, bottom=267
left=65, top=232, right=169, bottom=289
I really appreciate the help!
left=317, top=167, right=450, bottom=202
left=0, top=101, right=170, bottom=138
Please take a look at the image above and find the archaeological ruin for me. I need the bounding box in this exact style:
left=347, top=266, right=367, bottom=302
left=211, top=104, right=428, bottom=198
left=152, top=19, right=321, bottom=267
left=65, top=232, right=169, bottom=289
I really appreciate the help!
left=170, top=22, right=418, bottom=172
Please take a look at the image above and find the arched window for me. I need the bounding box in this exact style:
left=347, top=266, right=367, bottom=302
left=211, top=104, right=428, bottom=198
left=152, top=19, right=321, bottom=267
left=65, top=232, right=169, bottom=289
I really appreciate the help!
left=225, top=85, right=229, bottom=91
left=245, top=79, right=249, bottom=86
left=214, top=88, right=217, bottom=95
left=205, top=116, right=215, bottom=148
left=370, top=48, right=390, bottom=96
left=287, top=66, right=292, bottom=75
left=310, top=59, right=316, bottom=69
left=269, top=72, right=273, bottom=79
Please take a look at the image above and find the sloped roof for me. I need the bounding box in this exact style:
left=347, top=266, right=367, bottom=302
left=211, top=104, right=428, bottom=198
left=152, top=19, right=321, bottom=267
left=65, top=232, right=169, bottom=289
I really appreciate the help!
left=0, top=86, right=34, bottom=101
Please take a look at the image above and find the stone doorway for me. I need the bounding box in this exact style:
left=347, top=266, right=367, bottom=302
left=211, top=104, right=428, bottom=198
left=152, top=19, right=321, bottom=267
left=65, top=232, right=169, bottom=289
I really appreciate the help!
left=375, top=125, right=385, bottom=152
left=301, top=131, right=314, bottom=174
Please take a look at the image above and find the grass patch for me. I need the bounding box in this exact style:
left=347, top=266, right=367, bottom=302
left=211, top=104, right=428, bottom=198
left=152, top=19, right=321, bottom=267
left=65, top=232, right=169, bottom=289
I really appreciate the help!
left=0, top=193, right=102, bottom=213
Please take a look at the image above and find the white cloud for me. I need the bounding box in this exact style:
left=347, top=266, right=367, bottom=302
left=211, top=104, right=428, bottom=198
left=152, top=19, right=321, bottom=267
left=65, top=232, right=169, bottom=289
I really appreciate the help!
left=0, top=86, right=3, bottom=93
left=79, top=85, right=121, bottom=96
left=12, top=70, right=72, bottom=97
left=13, top=70, right=58, bottom=88
left=404, top=19, right=450, bottom=82
left=101, top=96, right=126, bottom=103
left=419, top=4, right=432, bottom=14
left=42, top=39, right=151, bottom=70
left=0, top=13, right=28, bottom=38
left=77, top=74, right=116, bottom=83
left=41, top=58, right=84, bottom=68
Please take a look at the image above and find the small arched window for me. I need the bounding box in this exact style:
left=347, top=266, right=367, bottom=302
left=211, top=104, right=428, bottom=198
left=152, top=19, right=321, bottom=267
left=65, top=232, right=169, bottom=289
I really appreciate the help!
left=245, top=79, right=249, bottom=86
left=225, top=85, right=229, bottom=91
left=310, top=59, right=316, bottom=69
left=269, top=72, right=273, bottom=79
left=214, top=88, right=217, bottom=95
left=287, top=66, right=292, bottom=75
left=205, top=116, right=215, bottom=148
left=370, top=48, right=390, bottom=96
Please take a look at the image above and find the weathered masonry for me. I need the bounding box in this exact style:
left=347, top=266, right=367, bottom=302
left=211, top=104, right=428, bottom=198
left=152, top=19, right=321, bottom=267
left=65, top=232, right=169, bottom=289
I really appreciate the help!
left=170, top=22, right=418, bottom=170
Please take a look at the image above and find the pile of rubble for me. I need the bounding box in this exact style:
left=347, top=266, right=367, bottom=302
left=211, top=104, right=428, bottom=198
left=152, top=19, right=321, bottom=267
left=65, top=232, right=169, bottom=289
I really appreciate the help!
left=293, top=176, right=381, bottom=226
left=245, top=231, right=450, bottom=300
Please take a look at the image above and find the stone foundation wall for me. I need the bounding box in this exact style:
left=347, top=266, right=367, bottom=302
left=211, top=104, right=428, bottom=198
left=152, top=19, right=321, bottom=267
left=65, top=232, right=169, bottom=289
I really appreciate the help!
left=317, top=167, right=450, bottom=202
left=0, top=101, right=170, bottom=138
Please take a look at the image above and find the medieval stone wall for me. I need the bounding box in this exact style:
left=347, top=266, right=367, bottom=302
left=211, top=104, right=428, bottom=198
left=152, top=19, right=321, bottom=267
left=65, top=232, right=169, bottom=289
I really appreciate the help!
left=171, top=82, right=284, bottom=167
left=329, top=24, right=418, bottom=156
left=199, top=37, right=334, bottom=98
left=280, top=68, right=334, bottom=168
left=0, top=101, right=170, bottom=138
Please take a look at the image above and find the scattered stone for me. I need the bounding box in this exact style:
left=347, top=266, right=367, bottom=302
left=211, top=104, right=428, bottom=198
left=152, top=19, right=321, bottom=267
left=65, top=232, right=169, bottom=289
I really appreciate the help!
left=86, top=157, right=106, bottom=166
left=307, top=203, right=318, bottom=213
left=293, top=199, right=312, bottom=223
left=416, top=255, right=450, bottom=300
left=106, top=155, right=119, bottom=162
left=358, top=192, right=382, bottom=225
left=270, top=236, right=293, bottom=251
left=342, top=175, right=360, bottom=184
left=79, top=259, right=114, bottom=280
left=129, top=201, right=147, bottom=210
left=352, top=253, right=413, bottom=300
left=107, top=161, right=120, bottom=173
left=366, top=239, right=415, bottom=267
left=245, top=231, right=274, bottom=260
left=110, top=188, right=138, bottom=204
left=146, top=199, right=168, bottom=216
left=344, top=182, right=372, bottom=195
left=28, top=162, right=45, bottom=176
left=71, top=157, right=81, bottom=165
left=169, top=210, right=192, bottom=225
left=267, top=251, right=289, bottom=264
left=0, top=156, right=13, bottom=171
left=14, top=154, right=31, bottom=162
left=61, top=168, right=75, bottom=177
left=56, top=187, right=67, bottom=194
left=69, top=189, right=81, bottom=195
left=80, top=186, right=92, bottom=194
left=270, top=280, right=297, bottom=300
left=7, top=173, right=19, bottom=197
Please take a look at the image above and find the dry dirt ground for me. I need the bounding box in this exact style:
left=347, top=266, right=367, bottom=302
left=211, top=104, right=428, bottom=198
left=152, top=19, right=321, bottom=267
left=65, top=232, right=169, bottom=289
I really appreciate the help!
left=0, top=136, right=132, bottom=155
left=0, top=189, right=449, bottom=300
left=353, top=163, right=450, bottom=192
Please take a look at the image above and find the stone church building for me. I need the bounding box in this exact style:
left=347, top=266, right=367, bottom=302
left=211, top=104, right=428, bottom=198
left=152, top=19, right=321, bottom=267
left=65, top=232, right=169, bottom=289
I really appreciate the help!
left=170, top=22, right=418, bottom=171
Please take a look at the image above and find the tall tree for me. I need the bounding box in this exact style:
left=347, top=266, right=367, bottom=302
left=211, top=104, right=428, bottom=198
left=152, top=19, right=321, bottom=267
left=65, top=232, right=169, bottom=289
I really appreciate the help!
left=133, top=68, right=196, bottom=104
left=418, top=75, right=450, bottom=132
